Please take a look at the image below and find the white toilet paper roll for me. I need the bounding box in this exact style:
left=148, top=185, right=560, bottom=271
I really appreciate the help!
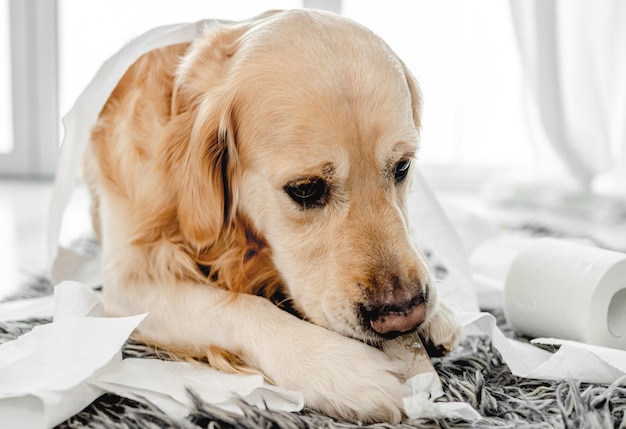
left=504, top=238, right=626, bottom=350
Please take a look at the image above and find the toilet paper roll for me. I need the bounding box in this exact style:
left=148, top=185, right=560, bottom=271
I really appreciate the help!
left=504, top=238, right=626, bottom=350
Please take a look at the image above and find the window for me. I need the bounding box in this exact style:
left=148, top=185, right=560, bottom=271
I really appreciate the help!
left=0, top=0, right=58, bottom=177
left=342, top=0, right=533, bottom=173
left=0, top=1, right=12, bottom=155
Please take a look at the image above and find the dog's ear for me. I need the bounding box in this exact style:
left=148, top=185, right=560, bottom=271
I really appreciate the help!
left=171, top=11, right=282, bottom=115
left=165, top=101, right=240, bottom=251
left=166, top=13, right=283, bottom=251
left=164, top=20, right=267, bottom=250
left=399, top=61, right=423, bottom=130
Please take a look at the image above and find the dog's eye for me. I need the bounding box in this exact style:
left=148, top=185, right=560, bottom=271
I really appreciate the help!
left=284, top=178, right=328, bottom=209
left=394, top=159, right=411, bottom=183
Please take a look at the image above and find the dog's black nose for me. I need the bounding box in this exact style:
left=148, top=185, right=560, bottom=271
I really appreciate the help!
left=361, top=294, right=427, bottom=338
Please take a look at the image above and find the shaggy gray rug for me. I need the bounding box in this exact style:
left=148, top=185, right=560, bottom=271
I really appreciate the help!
left=1, top=308, right=625, bottom=429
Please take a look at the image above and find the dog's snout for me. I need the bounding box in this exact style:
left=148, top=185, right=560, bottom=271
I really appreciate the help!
left=360, top=271, right=429, bottom=338
left=361, top=295, right=427, bottom=337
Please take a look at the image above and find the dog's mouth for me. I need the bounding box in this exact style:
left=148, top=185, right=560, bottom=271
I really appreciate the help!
left=266, top=278, right=430, bottom=343
left=358, top=292, right=428, bottom=340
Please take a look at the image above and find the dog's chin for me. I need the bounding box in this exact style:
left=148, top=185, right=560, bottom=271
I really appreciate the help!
left=320, top=313, right=396, bottom=346
left=291, top=295, right=430, bottom=345
left=330, top=323, right=385, bottom=345
left=347, top=327, right=416, bottom=346
left=317, top=303, right=431, bottom=346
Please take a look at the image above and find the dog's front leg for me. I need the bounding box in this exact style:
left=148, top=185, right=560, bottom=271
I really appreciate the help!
left=103, top=282, right=404, bottom=423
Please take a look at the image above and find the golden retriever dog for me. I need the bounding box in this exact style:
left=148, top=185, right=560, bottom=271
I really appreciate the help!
left=83, top=9, right=461, bottom=423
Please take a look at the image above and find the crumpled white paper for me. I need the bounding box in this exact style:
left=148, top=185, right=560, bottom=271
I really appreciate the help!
left=458, top=311, right=626, bottom=385
left=48, top=19, right=222, bottom=284
left=0, top=282, right=145, bottom=429
left=92, top=358, right=304, bottom=419
left=3, top=272, right=625, bottom=425
left=0, top=283, right=307, bottom=429
left=403, top=372, right=481, bottom=421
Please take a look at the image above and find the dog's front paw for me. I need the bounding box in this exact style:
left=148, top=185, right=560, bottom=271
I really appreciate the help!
left=263, top=324, right=404, bottom=423
left=418, top=301, right=463, bottom=355
left=305, top=339, right=404, bottom=423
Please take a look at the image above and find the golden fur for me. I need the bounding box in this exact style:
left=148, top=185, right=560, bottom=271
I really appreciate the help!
left=84, top=10, right=461, bottom=423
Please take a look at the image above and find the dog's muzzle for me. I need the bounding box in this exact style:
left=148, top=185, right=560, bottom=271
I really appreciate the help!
left=360, top=288, right=428, bottom=338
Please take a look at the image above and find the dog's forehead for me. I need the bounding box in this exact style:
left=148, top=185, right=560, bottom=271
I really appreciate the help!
left=230, top=10, right=420, bottom=182
left=234, top=12, right=414, bottom=114
left=238, top=114, right=417, bottom=187
left=234, top=22, right=418, bottom=174
left=236, top=85, right=417, bottom=184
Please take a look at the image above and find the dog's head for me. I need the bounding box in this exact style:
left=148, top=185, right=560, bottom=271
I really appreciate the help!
left=166, top=10, right=437, bottom=344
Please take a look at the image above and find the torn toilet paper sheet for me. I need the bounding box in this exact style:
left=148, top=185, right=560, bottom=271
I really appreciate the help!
left=531, top=338, right=626, bottom=381
left=0, top=282, right=145, bottom=429
left=383, top=332, right=481, bottom=421
left=48, top=19, right=224, bottom=283
left=92, top=349, right=479, bottom=422
left=458, top=312, right=626, bottom=385
left=0, top=281, right=480, bottom=423
left=3, top=282, right=624, bottom=426
left=0, top=267, right=102, bottom=322
left=403, top=372, right=481, bottom=421
left=0, top=283, right=308, bottom=428
left=92, top=358, right=304, bottom=419
left=7, top=267, right=622, bottom=420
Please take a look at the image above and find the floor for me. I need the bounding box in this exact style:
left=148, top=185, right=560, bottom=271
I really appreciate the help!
left=0, top=179, right=92, bottom=300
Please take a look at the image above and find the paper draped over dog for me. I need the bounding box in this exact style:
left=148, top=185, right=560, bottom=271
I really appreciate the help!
left=48, top=19, right=218, bottom=279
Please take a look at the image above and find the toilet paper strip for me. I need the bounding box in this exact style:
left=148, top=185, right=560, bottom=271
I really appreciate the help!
left=47, top=19, right=223, bottom=283
left=458, top=311, right=626, bottom=384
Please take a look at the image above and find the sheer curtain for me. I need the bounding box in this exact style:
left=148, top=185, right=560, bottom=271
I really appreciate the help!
left=509, top=0, right=626, bottom=199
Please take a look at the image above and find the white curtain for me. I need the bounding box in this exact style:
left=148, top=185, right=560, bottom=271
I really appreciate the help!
left=509, top=0, right=626, bottom=198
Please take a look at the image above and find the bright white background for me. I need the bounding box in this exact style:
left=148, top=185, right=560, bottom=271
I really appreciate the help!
left=55, top=0, right=534, bottom=178
left=0, top=1, right=12, bottom=155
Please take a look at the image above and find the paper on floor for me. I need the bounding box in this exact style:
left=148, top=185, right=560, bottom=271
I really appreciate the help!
left=0, top=282, right=145, bottom=429
left=458, top=312, right=626, bottom=385
left=403, top=371, right=481, bottom=421
left=383, top=331, right=481, bottom=421
left=0, top=283, right=306, bottom=428
left=4, top=273, right=626, bottom=426
left=92, top=358, right=304, bottom=420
